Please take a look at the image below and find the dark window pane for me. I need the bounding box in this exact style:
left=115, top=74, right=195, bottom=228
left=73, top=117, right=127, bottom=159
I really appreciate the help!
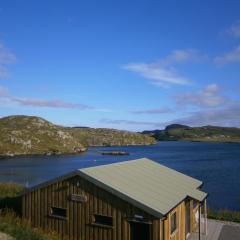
left=93, top=214, right=113, bottom=227
left=50, top=207, right=67, bottom=219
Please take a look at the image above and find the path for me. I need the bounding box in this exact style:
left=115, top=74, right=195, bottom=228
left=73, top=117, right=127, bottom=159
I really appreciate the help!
left=191, top=219, right=240, bottom=240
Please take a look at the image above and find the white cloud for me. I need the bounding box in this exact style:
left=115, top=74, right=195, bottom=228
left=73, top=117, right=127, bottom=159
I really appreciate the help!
left=123, top=49, right=203, bottom=87
left=176, top=84, right=227, bottom=107
left=214, top=45, right=240, bottom=66
left=0, top=43, right=16, bottom=78
left=124, top=63, right=189, bottom=86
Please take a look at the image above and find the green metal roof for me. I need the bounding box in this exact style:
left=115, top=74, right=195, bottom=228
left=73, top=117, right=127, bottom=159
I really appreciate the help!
left=78, top=158, right=207, bottom=218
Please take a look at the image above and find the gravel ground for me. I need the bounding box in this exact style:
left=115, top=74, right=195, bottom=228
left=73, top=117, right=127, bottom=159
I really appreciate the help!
left=218, top=225, right=240, bottom=240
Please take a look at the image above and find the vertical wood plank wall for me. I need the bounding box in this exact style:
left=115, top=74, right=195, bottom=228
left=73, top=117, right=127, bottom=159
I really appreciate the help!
left=22, top=175, right=160, bottom=240
left=22, top=175, right=199, bottom=240
left=160, top=200, right=198, bottom=240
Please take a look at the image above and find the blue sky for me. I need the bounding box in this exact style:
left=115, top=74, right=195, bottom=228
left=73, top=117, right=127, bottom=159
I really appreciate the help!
left=0, top=0, right=240, bottom=131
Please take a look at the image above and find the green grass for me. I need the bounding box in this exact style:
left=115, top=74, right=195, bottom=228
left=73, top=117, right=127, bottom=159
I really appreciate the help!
left=143, top=125, right=240, bottom=143
left=0, top=210, right=62, bottom=240
left=208, top=209, right=240, bottom=223
left=0, top=183, right=25, bottom=199
left=0, top=183, right=63, bottom=240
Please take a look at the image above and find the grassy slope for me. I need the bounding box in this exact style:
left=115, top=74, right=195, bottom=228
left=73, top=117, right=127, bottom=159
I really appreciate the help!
left=143, top=125, right=240, bottom=143
left=70, top=127, right=156, bottom=147
left=0, top=115, right=155, bottom=157
left=0, top=183, right=24, bottom=198
left=0, top=183, right=62, bottom=240
left=208, top=209, right=240, bottom=223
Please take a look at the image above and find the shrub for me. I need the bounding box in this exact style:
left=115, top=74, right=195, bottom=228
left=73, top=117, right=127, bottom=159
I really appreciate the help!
left=0, top=183, right=24, bottom=199
left=208, top=208, right=240, bottom=223
left=0, top=183, right=25, bottom=215
left=0, top=209, right=62, bottom=240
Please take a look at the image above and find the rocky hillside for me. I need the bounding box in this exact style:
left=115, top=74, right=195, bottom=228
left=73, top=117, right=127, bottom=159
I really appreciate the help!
left=70, top=127, right=156, bottom=147
left=142, top=124, right=240, bottom=143
left=0, top=116, right=86, bottom=157
left=0, top=115, right=155, bottom=157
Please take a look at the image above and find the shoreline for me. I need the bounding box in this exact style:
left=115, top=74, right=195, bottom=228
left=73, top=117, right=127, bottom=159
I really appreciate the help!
left=1, top=140, right=240, bottom=159
left=0, top=142, right=155, bottom=160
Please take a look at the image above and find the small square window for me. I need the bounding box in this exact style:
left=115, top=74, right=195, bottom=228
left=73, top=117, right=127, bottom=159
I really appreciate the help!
left=171, top=212, right=177, bottom=234
left=50, top=207, right=67, bottom=219
left=92, top=214, right=113, bottom=227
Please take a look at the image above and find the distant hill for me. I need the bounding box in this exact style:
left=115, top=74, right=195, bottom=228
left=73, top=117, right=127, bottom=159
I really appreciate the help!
left=142, top=124, right=240, bottom=143
left=0, top=115, right=156, bottom=157
left=69, top=127, right=156, bottom=147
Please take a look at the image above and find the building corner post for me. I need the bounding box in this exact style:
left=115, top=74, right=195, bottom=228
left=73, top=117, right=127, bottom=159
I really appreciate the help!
left=198, top=204, right=201, bottom=240
left=204, top=199, right=207, bottom=236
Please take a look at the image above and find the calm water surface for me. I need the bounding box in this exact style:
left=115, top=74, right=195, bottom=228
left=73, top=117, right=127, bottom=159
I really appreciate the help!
left=0, top=141, right=240, bottom=210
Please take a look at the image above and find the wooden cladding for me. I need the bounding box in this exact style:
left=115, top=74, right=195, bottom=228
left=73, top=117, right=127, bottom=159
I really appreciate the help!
left=22, top=175, right=198, bottom=240
left=22, top=175, right=158, bottom=240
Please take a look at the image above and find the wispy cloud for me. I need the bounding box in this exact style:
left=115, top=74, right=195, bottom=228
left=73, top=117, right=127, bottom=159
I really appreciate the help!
left=0, top=85, right=10, bottom=98
left=123, top=49, right=203, bottom=87
left=175, top=84, right=227, bottom=107
left=100, top=118, right=163, bottom=127
left=0, top=85, right=93, bottom=110
left=168, top=102, right=240, bottom=127
left=11, top=97, right=93, bottom=110
left=0, top=43, right=16, bottom=78
left=227, top=21, right=240, bottom=38
left=130, top=107, right=172, bottom=114
left=101, top=101, right=240, bottom=129
left=214, top=45, right=240, bottom=66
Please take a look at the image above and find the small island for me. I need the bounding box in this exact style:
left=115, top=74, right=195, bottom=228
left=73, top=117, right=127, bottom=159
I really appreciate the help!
left=101, top=151, right=130, bottom=156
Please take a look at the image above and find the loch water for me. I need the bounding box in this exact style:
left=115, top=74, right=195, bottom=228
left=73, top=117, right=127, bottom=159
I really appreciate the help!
left=0, top=141, right=240, bottom=210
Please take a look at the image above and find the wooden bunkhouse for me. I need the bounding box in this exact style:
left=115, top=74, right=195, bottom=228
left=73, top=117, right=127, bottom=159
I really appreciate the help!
left=22, top=158, right=208, bottom=240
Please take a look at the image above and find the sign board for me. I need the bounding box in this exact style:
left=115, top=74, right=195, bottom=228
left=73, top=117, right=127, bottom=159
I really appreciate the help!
left=70, top=194, right=87, bottom=203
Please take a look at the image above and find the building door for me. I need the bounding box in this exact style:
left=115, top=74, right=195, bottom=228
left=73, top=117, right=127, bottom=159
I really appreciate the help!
left=185, top=200, right=191, bottom=239
left=130, top=221, right=150, bottom=240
